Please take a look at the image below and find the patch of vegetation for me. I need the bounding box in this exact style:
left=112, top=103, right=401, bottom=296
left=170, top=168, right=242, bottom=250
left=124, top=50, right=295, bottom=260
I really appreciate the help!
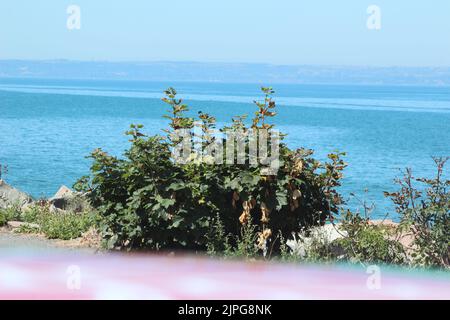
left=206, top=213, right=233, bottom=256
left=337, top=211, right=407, bottom=265
left=0, top=203, right=22, bottom=222
left=39, top=210, right=97, bottom=240
left=276, top=159, right=449, bottom=269
left=385, top=157, right=449, bottom=268
left=15, top=223, right=40, bottom=234
left=21, top=203, right=43, bottom=223
left=78, top=87, right=346, bottom=251
left=1, top=201, right=99, bottom=241
left=0, top=210, right=6, bottom=226
left=207, top=214, right=280, bottom=260
left=275, top=215, right=406, bottom=266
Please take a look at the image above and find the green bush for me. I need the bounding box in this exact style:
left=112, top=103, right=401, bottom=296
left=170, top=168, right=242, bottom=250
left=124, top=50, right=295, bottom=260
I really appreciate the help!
left=225, top=158, right=449, bottom=268
left=280, top=191, right=407, bottom=265
left=0, top=210, right=6, bottom=226
left=278, top=215, right=406, bottom=266
left=9, top=202, right=98, bottom=241
left=78, top=87, right=346, bottom=251
left=0, top=202, right=39, bottom=225
left=39, top=211, right=96, bottom=240
left=337, top=210, right=407, bottom=265
left=0, top=204, right=22, bottom=222
left=21, top=203, right=43, bottom=223
left=207, top=216, right=262, bottom=260
left=385, top=157, right=450, bottom=268
left=206, top=213, right=233, bottom=256
left=16, top=223, right=40, bottom=234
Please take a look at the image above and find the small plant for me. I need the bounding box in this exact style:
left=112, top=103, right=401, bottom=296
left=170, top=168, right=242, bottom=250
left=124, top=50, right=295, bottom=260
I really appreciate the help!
left=207, top=215, right=267, bottom=260
left=206, top=213, right=232, bottom=256
left=0, top=210, right=6, bottom=226
left=278, top=231, right=291, bottom=261
left=2, top=201, right=99, bottom=241
left=384, top=157, right=450, bottom=268
left=21, top=202, right=46, bottom=223
left=16, top=223, right=40, bottom=234
left=337, top=211, right=406, bottom=265
left=0, top=203, right=22, bottom=222
left=335, top=192, right=407, bottom=266
left=39, top=211, right=98, bottom=240
left=233, top=221, right=260, bottom=259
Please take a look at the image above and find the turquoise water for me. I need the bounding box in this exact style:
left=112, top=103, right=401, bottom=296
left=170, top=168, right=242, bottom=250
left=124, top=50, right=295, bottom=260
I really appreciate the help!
left=1, top=78, right=449, bottom=219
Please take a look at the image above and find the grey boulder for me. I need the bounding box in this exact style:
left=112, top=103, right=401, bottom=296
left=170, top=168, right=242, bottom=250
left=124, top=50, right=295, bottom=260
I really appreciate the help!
left=49, top=185, right=91, bottom=213
left=0, top=180, right=33, bottom=209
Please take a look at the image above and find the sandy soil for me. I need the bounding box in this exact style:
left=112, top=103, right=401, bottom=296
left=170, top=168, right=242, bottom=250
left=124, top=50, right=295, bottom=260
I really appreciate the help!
left=0, top=227, right=98, bottom=254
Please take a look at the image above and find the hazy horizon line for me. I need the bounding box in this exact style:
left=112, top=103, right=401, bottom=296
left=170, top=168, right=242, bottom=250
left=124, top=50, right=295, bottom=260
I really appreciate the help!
left=2, top=60, right=449, bottom=87
left=1, top=59, right=450, bottom=70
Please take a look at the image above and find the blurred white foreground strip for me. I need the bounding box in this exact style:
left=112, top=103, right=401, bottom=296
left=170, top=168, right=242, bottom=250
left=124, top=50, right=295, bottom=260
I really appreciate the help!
left=0, top=251, right=449, bottom=300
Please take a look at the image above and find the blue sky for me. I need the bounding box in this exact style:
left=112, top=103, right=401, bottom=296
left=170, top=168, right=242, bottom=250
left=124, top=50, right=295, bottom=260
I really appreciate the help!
left=0, top=0, right=449, bottom=66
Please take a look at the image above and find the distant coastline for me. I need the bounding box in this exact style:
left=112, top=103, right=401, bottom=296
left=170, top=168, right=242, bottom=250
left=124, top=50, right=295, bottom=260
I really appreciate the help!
left=1, top=60, right=450, bottom=87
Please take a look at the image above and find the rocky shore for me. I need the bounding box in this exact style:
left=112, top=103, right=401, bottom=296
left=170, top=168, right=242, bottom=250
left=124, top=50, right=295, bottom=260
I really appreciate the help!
left=0, top=179, right=90, bottom=214
left=0, top=179, right=100, bottom=250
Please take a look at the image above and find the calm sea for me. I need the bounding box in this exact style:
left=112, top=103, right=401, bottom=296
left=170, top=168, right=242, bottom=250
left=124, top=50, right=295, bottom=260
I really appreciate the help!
left=1, top=78, right=449, bottom=220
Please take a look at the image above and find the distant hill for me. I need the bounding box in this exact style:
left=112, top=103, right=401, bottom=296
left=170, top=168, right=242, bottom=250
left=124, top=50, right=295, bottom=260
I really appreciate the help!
left=1, top=60, right=449, bottom=86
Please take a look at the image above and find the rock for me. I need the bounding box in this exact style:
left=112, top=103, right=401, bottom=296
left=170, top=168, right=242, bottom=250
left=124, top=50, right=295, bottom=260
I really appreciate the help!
left=369, top=219, right=399, bottom=228
left=7, top=221, right=40, bottom=229
left=0, top=180, right=33, bottom=209
left=49, top=185, right=91, bottom=213
left=286, top=224, right=347, bottom=258
left=319, top=223, right=348, bottom=242
left=49, top=204, right=65, bottom=214
left=49, top=185, right=73, bottom=200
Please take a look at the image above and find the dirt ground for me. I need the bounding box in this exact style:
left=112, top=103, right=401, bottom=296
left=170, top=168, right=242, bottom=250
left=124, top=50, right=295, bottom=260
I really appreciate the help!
left=0, top=227, right=99, bottom=254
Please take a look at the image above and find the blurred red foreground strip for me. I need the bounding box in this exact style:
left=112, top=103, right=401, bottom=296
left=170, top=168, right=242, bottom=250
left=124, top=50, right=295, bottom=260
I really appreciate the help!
left=1, top=251, right=449, bottom=300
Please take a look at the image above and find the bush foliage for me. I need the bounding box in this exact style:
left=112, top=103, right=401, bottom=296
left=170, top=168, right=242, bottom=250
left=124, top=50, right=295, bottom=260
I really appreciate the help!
left=385, top=157, right=449, bottom=268
left=337, top=211, right=407, bottom=265
left=77, top=87, right=346, bottom=251
left=281, top=159, right=449, bottom=269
